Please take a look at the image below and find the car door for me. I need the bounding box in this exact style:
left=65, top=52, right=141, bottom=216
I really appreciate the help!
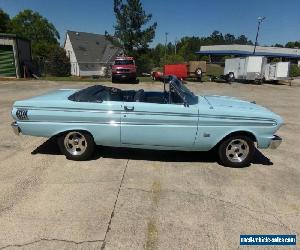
left=61, top=100, right=123, bottom=147
left=120, top=101, right=199, bottom=148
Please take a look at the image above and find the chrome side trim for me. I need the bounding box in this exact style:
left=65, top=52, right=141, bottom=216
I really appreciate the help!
left=269, top=135, right=282, bottom=149
left=14, top=106, right=276, bottom=123
left=17, top=120, right=272, bottom=127
left=11, top=122, right=20, bottom=135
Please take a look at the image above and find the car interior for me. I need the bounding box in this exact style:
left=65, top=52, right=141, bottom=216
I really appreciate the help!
left=68, top=85, right=184, bottom=104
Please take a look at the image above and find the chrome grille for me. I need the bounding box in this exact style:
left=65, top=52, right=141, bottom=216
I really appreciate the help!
left=16, top=109, right=28, bottom=120
left=117, top=69, right=130, bottom=73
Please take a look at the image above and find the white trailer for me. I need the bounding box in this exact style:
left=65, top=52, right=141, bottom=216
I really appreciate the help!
left=224, top=56, right=267, bottom=82
left=264, top=62, right=290, bottom=81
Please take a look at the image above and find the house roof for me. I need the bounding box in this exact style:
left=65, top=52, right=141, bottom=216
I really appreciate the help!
left=66, top=30, right=122, bottom=64
left=197, top=44, right=300, bottom=58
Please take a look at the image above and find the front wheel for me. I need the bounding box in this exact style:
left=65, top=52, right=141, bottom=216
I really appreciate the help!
left=58, top=131, right=95, bottom=161
left=218, top=135, right=255, bottom=167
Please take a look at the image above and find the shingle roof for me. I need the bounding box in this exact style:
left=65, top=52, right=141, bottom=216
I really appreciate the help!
left=66, top=30, right=122, bottom=64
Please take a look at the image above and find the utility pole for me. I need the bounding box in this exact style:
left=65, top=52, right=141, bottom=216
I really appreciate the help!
left=164, top=32, right=168, bottom=65
left=253, top=16, right=266, bottom=55
left=174, top=37, right=178, bottom=55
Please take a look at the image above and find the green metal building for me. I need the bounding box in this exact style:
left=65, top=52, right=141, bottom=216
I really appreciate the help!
left=0, top=33, right=32, bottom=78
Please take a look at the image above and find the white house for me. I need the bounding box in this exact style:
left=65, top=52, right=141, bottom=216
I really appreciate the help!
left=64, top=31, right=122, bottom=77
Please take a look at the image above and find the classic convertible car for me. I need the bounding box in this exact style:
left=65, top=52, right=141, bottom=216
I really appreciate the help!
left=11, top=76, right=283, bottom=167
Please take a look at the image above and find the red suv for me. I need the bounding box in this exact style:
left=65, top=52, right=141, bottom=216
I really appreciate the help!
left=112, top=57, right=137, bottom=83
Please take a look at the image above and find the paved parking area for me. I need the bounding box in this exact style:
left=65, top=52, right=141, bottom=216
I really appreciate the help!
left=0, top=79, right=299, bottom=249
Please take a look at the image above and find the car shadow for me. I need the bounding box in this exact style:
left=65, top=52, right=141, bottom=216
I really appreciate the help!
left=31, top=138, right=273, bottom=167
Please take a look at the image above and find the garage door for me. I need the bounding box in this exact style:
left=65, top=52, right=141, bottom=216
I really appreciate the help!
left=0, top=45, right=16, bottom=77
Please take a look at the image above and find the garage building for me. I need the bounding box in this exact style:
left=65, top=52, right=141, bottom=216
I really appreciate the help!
left=0, top=33, right=32, bottom=78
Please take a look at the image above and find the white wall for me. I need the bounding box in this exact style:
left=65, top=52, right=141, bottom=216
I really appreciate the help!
left=64, top=34, right=80, bottom=76
left=79, top=67, right=107, bottom=76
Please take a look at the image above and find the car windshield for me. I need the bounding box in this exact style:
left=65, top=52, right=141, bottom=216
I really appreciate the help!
left=114, top=60, right=134, bottom=65
left=169, top=77, right=198, bottom=105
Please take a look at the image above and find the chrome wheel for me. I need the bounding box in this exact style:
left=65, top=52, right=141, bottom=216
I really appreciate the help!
left=64, top=131, right=87, bottom=156
left=225, top=139, right=249, bottom=163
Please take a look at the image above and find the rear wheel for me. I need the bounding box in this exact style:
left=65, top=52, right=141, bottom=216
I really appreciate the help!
left=254, top=79, right=263, bottom=85
left=227, top=72, right=235, bottom=83
left=58, top=131, right=95, bottom=161
left=218, top=135, right=255, bottom=167
left=195, top=68, right=202, bottom=81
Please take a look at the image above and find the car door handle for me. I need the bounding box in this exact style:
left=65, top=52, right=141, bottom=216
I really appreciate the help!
left=124, top=106, right=134, bottom=111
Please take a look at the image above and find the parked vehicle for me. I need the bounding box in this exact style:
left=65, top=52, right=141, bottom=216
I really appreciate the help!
left=264, top=62, right=290, bottom=81
left=187, top=61, right=207, bottom=80
left=11, top=76, right=283, bottom=167
left=224, top=56, right=267, bottom=83
left=164, top=64, right=188, bottom=80
left=151, top=71, right=164, bottom=81
left=224, top=56, right=290, bottom=83
left=163, top=61, right=207, bottom=81
left=111, top=56, right=137, bottom=83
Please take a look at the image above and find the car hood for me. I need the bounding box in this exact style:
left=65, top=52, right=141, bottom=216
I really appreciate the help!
left=204, top=95, right=267, bottom=111
left=202, top=95, right=283, bottom=124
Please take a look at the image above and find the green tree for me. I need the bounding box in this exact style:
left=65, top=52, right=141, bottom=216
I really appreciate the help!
left=209, top=30, right=224, bottom=44
left=164, top=54, right=185, bottom=65
left=0, top=8, right=10, bottom=33
left=107, top=0, right=157, bottom=54
left=285, top=41, right=300, bottom=48
left=273, top=43, right=284, bottom=48
left=235, top=35, right=253, bottom=45
left=9, top=9, right=60, bottom=58
left=151, top=43, right=165, bottom=66
left=134, top=52, right=155, bottom=75
left=46, top=46, right=70, bottom=77
left=224, top=33, right=235, bottom=44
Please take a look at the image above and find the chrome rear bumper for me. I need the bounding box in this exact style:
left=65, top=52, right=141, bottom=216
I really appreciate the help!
left=269, top=135, right=282, bottom=149
left=11, top=122, right=20, bottom=135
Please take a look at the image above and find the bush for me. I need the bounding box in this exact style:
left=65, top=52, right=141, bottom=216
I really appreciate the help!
left=163, top=54, right=185, bottom=65
left=46, top=46, right=70, bottom=77
left=135, top=53, right=155, bottom=76
left=290, top=64, right=300, bottom=77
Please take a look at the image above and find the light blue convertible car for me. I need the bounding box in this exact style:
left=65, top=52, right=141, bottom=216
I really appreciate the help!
left=11, top=76, right=283, bottom=167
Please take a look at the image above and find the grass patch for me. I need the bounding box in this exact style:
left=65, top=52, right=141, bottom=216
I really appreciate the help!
left=39, top=76, right=154, bottom=83
left=206, top=63, right=224, bottom=76
left=40, top=76, right=110, bottom=82
left=290, top=64, right=300, bottom=77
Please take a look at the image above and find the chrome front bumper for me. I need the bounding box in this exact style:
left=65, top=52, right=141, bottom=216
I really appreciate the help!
left=11, top=122, right=20, bottom=135
left=269, top=135, right=282, bottom=149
